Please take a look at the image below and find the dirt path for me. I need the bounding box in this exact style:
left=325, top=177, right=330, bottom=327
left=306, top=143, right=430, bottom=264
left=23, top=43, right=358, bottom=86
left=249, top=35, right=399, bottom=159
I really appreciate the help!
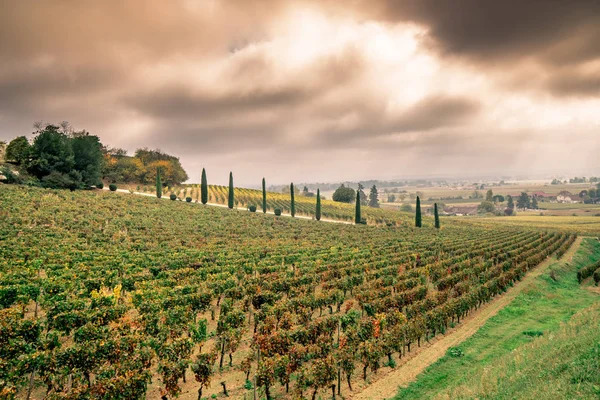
left=351, top=236, right=583, bottom=400
left=103, top=187, right=353, bottom=224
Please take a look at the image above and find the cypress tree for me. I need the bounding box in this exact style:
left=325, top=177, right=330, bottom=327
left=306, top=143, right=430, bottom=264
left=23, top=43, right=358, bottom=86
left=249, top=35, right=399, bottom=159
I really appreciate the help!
left=228, top=172, right=234, bottom=209
left=434, top=202, right=440, bottom=229
left=415, top=196, right=422, bottom=227
left=201, top=168, right=208, bottom=204
left=262, top=178, right=267, bottom=213
left=156, top=167, right=162, bottom=198
left=316, top=189, right=321, bottom=221
left=290, top=182, right=296, bottom=217
left=355, top=190, right=361, bottom=224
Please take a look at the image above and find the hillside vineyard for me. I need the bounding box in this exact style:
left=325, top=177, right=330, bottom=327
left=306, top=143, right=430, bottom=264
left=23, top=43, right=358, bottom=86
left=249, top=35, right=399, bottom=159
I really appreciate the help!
left=0, top=186, right=575, bottom=399
left=139, top=184, right=400, bottom=225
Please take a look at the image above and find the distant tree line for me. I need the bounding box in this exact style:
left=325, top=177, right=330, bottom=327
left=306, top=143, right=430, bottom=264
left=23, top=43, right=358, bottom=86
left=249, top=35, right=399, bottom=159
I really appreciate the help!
left=332, top=184, right=380, bottom=209
left=102, top=147, right=188, bottom=186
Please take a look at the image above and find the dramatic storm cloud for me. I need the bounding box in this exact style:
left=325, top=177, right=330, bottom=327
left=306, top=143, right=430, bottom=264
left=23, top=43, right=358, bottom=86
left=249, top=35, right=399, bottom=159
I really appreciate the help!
left=1, top=0, right=598, bottom=185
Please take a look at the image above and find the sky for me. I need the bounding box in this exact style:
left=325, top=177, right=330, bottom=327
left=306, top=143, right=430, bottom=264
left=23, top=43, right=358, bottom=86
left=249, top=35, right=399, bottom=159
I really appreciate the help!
left=1, top=0, right=599, bottom=186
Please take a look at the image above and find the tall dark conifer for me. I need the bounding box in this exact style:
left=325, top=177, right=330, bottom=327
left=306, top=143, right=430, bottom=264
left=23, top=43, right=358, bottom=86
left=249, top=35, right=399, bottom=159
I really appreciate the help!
left=316, top=189, right=321, bottom=221
left=156, top=167, right=162, bottom=198
left=290, top=183, right=296, bottom=217
left=262, top=178, right=267, bottom=213
left=415, top=196, right=422, bottom=227
left=228, top=172, right=234, bottom=209
left=355, top=190, right=361, bottom=224
left=434, top=203, right=440, bottom=229
left=201, top=168, right=208, bottom=204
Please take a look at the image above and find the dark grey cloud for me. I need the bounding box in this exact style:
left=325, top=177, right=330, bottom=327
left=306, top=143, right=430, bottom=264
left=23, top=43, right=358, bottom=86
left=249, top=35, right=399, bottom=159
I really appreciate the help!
left=123, top=46, right=366, bottom=120
left=544, top=69, right=600, bottom=98
left=362, top=0, right=600, bottom=97
left=355, top=0, right=600, bottom=65
left=316, top=96, right=481, bottom=147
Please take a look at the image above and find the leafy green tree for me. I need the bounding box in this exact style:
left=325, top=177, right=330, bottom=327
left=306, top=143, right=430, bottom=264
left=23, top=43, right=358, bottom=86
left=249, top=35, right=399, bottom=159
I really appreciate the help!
left=434, top=203, right=440, bottom=229
left=516, top=192, right=530, bottom=210
left=477, top=201, right=496, bottom=214
left=156, top=167, right=162, bottom=198
left=485, top=189, right=494, bottom=202
left=531, top=196, right=539, bottom=209
left=228, top=172, right=234, bottom=209
left=27, top=125, right=75, bottom=179
left=5, top=136, right=30, bottom=165
left=201, top=168, right=208, bottom=204
left=355, top=190, right=361, bottom=224
left=492, top=194, right=505, bottom=203
left=262, top=178, right=267, bottom=213
left=72, top=134, right=103, bottom=186
left=332, top=184, right=355, bottom=203
left=415, top=196, right=422, bottom=227
left=368, top=185, right=380, bottom=208
left=507, top=195, right=515, bottom=209
left=290, top=183, right=296, bottom=217
left=316, top=189, right=321, bottom=221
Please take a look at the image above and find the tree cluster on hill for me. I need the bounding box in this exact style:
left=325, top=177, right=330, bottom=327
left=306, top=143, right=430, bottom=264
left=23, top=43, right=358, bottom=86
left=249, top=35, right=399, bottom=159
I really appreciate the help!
left=368, top=185, right=379, bottom=208
left=2, top=124, right=103, bottom=189
left=2, top=122, right=189, bottom=190
left=102, top=147, right=188, bottom=186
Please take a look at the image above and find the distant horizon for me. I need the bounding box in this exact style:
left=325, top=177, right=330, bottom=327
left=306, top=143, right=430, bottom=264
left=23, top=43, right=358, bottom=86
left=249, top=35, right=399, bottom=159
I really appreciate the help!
left=3, top=129, right=597, bottom=188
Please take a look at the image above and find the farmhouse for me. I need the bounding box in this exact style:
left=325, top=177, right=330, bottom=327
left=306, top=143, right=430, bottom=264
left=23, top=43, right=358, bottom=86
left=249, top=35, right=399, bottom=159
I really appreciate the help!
left=556, top=190, right=578, bottom=203
left=443, top=205, right=479, bottom=216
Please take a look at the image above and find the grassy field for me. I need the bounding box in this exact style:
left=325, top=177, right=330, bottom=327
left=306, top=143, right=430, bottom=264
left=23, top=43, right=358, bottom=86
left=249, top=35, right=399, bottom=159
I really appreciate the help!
left=395, top=238, right=600, bottom=400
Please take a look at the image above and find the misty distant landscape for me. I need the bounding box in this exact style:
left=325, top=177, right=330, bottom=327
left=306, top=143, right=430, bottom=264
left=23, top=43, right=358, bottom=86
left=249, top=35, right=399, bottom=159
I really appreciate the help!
left=1, top=1, right=599, bottom=400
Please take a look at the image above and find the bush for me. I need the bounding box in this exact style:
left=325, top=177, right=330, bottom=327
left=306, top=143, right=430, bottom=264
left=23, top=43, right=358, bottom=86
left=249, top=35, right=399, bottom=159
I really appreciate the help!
left=448, top=347, right=464, bottom=358
left=248, top=205, right=257, bottom=212
left=0, top=166, right=23, bottom=184
left=332, top=185, right=355, bottom=203
left=109, top=184, right=117, bottom=191
left=41, top=171, right=83, bottom=190
left=577, top=261, right=600, bottom=283
left=274, top=208, right=282, bottom=216
left=523, top=329, right=544, bottom=337
left=96, top=182, right=104, bottom=189
left=400, top=204, right=413, bottom=212
left=170, top=194, right=177, bottom=201
left=186, top=197, right=192, bottom=202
